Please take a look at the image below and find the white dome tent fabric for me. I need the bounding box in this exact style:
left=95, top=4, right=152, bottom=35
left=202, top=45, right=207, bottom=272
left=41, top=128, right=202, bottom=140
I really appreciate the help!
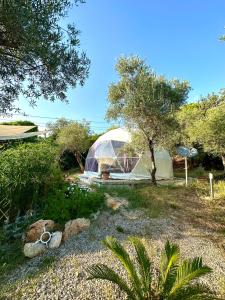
left=84, top=128, right=173, bottom=180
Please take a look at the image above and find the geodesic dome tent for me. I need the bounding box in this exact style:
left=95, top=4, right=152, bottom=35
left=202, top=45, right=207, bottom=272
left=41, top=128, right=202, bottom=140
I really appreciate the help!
left=84, top=128, right=173, bottom=180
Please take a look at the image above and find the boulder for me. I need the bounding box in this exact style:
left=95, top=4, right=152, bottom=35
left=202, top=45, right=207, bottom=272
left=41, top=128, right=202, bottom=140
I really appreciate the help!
left=106, top=197, right=122, bottom=210
left=63, top=218, right=90, bottom=241
left=105, top=193, right=128, bottom=210
left=49, top=231, right=62, bottom=249
left=24, top=242, right=46, bottom=258
left=26, top=219, right=55, bottom=242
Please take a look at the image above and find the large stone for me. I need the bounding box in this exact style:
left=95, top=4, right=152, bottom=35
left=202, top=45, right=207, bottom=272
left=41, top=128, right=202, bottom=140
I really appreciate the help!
left=24, top=242, right=46, bottom=258
left=105, top=193, right=128, bottom=210
left=26, top=219, right=55, bottom=242
left=63, top=218, right=90, bottom=241
left=49, top=231, right=62, bottom=249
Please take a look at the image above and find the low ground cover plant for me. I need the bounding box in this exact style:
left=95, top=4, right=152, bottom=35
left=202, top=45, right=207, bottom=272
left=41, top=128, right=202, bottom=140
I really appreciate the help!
left=88, top=237, right=216, bottom=300
left=0, top=227, right=26, bottom=280
left=192, top=180, right=225, bottom=201
left=42, top=184, right=105, bottom=224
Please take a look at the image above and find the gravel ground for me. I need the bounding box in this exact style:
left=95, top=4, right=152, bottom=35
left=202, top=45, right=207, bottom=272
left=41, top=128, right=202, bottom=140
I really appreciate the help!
left=1, top=208, right=225, bottom=300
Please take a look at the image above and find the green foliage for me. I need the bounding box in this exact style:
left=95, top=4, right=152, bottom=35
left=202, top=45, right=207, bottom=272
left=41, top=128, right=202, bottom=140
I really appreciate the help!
left=57, top=121, right=90, bottom=171
left=192, top=166, right=206, bottom=178
left=174, top=168, right=224, bottom=180
left=193, top=105, right=225, bottom=160
left=0, top=141, right=62, bottom=221
left=98, top=185, right=179, bottom=218
left=116, top=226, right=125, bottom=233
left=87, top=237, right=215, bottom=300
left=42, top=184, right=105, bottom=224
left=58, top=150, right=77, bottom=170
left=0, top=0, right=90, bottom=113
left=0, top=238, right=26, bottom=280
left=215, top=181, right=225, bottom=200
left=107, top=56, right=190, bottom=146
left=48, top=118, right=99, bottom=170
left=176, top=91, right=225, bottom=168
left=106, top=56, right=190, bottom=183
left=192, top=180, right=225, bottom=201
left=47, top=118, right=71, bottom=140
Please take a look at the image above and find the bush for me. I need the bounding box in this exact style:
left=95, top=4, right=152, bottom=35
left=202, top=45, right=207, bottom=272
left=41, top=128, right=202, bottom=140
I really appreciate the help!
left=42, top=184, right=105, bottom=224
left=0, top=141, right=62, bottom=221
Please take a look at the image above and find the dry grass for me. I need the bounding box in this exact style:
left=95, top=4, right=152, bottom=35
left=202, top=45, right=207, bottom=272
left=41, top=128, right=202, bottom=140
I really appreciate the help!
left=101, top=182, right=225, bottom=245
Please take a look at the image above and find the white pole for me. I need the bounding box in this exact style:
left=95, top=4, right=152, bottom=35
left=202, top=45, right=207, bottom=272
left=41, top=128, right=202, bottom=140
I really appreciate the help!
left=185, top=157, right=188, bottom=187
left=209, top=173, right=214, bottom=199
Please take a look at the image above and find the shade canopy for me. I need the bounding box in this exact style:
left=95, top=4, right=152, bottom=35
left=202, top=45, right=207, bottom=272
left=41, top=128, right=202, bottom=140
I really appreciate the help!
left=84, top=128, right=173, bottom=180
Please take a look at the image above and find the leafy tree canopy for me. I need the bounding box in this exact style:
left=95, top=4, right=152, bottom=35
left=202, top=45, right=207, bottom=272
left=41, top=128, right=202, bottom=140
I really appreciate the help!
left=176, top=90, right=225, bottom=167
left=57, top=120, right=90, bottom=171
left=106, top=56, right=190, bottom=183
left=47, top=117, right=72, bottom=140
left=0, top=0, right=90, bottom=114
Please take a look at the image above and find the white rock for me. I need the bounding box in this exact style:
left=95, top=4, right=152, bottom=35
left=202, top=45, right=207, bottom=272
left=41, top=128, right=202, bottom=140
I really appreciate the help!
left=49, top=231, right=62, bottom=249
left=24, top=242, right=46, bottom=258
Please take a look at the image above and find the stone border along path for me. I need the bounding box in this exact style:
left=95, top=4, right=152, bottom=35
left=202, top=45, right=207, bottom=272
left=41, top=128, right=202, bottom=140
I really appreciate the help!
left=1, top=207, right=225, bottom=299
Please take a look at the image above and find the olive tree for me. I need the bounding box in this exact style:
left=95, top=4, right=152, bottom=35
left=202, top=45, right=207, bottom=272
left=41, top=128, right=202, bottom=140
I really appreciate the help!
left=47, top=118, right=72, bottom=140
left=177, top=91, right=225, bottom=169
left=0, top=0, right=90, bottom=113
left=106, top=56, right=190, bottom=184
left=57, top=121, right=90, bottom=172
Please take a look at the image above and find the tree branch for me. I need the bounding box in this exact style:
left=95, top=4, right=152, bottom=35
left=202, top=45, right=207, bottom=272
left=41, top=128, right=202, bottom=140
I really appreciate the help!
left=0, top=50, right=38, bottom=69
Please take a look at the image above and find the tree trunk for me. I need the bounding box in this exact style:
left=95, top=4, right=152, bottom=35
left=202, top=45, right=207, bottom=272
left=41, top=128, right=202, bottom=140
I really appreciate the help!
left=148, top=139, right=157, bottom=185
left=75, top=152, right=84, bottom=173
left=222, top=155, right=225, bottom=171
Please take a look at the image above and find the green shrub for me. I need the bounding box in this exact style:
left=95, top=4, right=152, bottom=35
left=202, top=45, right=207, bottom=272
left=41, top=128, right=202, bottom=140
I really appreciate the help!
left=0, top=141, right=62, bottom=221
left=42, top=184, right=105, bottom=224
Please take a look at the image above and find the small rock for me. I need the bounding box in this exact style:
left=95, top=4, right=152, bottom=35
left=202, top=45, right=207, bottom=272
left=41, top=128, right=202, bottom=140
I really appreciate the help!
left=105, top=193, right=129, bottom=210
left=26, top=219, right=55, bottom=242
left=63, top=218, right=90, bottom=241
left=24, top=242, right=46, bottom=258
left=49, top=231, right=62, bottom=249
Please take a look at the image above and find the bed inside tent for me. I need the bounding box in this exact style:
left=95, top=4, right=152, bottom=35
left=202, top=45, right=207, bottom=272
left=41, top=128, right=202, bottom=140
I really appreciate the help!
left=83, top=128, right=173, bottom=181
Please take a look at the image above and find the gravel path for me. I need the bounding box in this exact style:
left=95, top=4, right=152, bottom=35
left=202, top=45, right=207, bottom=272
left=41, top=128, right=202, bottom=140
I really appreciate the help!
left=2, top=208, right=225, bottom=299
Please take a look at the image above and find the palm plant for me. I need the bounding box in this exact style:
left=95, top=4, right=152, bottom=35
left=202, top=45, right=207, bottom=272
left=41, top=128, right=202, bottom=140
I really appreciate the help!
left=87, top=237, right=218, bottom=300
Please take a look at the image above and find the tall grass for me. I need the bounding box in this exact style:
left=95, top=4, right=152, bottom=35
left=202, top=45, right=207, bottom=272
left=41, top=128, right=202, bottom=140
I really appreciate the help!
left=0, top=141, right=62, bottom=222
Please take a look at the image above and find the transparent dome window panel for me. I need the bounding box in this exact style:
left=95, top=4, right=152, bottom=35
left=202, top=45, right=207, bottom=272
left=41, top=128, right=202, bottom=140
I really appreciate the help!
left=108, top=159, right=125, bottom=173
left=94, top=141, right=115, bottom=159
left=85, top=158, right=98, bottom=172
left=111, top=140, right=126, bottom=156
left=117, top=157, right=139, bottom=173
left=111, top=140, right=139, bottom=158
left=86, top=145, right=97, bottom=159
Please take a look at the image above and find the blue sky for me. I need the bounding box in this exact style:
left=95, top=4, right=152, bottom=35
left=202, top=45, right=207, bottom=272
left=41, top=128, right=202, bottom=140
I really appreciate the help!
left=3, top=0, right=225, bottom=132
